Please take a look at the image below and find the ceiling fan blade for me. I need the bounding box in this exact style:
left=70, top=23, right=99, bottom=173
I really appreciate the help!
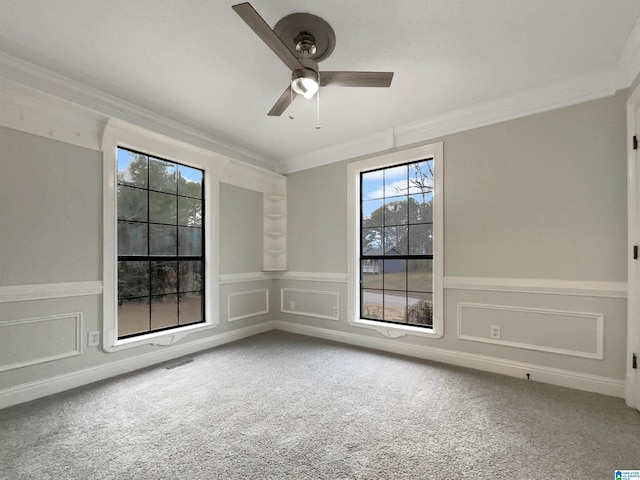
left=268, top=85, right=298, bottom=116
left=320, top=71, right=394, bottom=88
left=232, top=3, right=304, bottom=72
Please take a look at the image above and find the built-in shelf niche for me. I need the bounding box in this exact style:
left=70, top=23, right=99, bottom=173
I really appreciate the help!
left=263, top=180, right=287, bottom=271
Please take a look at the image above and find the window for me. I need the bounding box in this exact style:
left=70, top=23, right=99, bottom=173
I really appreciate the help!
left=347, top=143, right=443, bottom=338
left=116, top=147, right=205, bottom=338
left=103, top=119, right=220, bottom=351
left=360, top=160, right=433, bottom=327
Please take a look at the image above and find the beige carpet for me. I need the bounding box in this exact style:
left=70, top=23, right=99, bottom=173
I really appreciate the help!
left=1, top=330, right=639, bottom=479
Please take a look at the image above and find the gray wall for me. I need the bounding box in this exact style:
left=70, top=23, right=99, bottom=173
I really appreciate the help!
left=219, top=183, right=263, bottom=274
left=0, top=127, right=271, bottom=398
left=443, top=94, right=627, bottom=281
left=0, top=128, right=102, bottom=285
left=282, top=91, right=628, bottom=380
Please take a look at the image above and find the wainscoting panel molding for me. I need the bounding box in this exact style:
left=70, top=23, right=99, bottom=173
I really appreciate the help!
left=227, top=289, right=269, bottom=322
left=0, top=313, right=83, bottom=372
left=0, top=281, right=103, bottom=303
left=281, top=288, right=340, bottom=321
left=457, top=303, right=604, bottom=360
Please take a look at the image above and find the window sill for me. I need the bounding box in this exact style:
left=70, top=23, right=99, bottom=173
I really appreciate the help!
left=103, top=321, right=218, bottom=352
left=352, top=318, right=443, bottom=339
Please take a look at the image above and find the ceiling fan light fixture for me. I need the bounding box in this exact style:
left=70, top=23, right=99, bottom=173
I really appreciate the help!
left=291, top=68, right=319, bottom=99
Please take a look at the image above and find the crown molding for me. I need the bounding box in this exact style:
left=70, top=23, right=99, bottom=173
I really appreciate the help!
left=393, top=68, right=617, bottom=147
left=278, top=68, right=618, bottom=174
left=1, top=78, right=106, bottom=151
left=0, top=53, right=276, bottom=171
left=617, top=16, right=640, bottom=88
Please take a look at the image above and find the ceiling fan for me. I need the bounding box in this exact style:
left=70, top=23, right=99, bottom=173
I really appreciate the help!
left=232, top=2, right=394, bottom=117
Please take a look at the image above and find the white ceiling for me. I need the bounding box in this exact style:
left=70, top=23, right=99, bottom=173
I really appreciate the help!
left=2, top=0, right=640, bottom=171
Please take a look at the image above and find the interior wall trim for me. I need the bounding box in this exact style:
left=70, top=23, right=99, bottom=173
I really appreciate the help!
left=219, top=272, right=276, bottom=284
left=617, top=12, right=640, bottom=88
left=0, top=321, right=276, bottom=410
left=444, top=276, right=627, bottom=298
left=272, top=320, right=624, bottom=398
left=0, top=281, right=104, bottom=303
left=278, top=272, right=349, bottom=283
left=227, top=289, right=270, bottom=322
left=457, top=302, right=604, bottom=360
left=280, top=288, right=340, bottom=321
left=265, top=272, right=627, bottom=298
left=0, top=313, right=83, bottom=372
left=0, top=53, right=274, bottom=171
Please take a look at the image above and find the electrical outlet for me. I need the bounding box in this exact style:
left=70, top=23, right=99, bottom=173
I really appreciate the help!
left=289, top=301, right=295, bottom=311
left=333, top=306, right=339, bottom=317
left=88, top=330, right=100, bottom=347
left=490, top=325, right=501, bottom=339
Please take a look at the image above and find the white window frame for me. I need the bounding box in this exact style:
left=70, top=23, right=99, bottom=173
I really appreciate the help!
left=102, top=118, right=225, bottom=352
left=347, top=142, right=444, bottom=339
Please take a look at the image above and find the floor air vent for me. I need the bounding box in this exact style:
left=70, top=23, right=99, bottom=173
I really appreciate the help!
left=164, top=358, right=195, bottom=370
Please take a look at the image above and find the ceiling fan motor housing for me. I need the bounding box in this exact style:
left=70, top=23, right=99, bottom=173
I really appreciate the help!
left=295, top=33, right=317, bottom=57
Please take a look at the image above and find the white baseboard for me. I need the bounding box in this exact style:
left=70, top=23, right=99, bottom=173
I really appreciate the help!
left=0, top=321, right=275, bottom=410
left=1, top=318, right=625, bottom=410
left=272, top=320, right=625, bottom=398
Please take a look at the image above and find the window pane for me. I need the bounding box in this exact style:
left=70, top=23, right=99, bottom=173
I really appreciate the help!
left=151, top=261, right=178, bottom=295
left=361, top=170, right=384, bottom=201
left=409, top=224, right=433, bottom=255
left=117, top=185, right=148, bottom=221
left=384, top=291, right=406, bottom=322
left=149, top=224, right=177, bottom=256
left=149, top=191, right=177, bottom=225
left=149, top=157, right=177, bottom=194
left=179, top=261, right=202, bottom=292
left=118, top=221, right=148, bottom=256
left=361, top=260, right=382, bottom=287
left=409, top=194, right=432, bottom=223
left=151, top=295, right=178, bottom=330
left=179, top=293, right=202, bottom=325
left=118, top=261, right=149, bottom=298
left=407, top=294, right=433, bottom=327
left=178, top=165, right=203, bottom=199
left=384, top=200, right=408, bottom=226
left=384, top=165, right=407, bottom=198
left=362, top=228, right=382, bottom=253
left=362, top=289, right=383, bottom=320
left=178, top=227, right=202, bottom=256
left=383, top=259, right=406, bottom=291
left=117, top=148, right=147, bottom=188
left=178, top=197, right=202, bottom=226
left=118, top=297, right=149, bottom=337
left=384, top=226, right=408, bottom=254
left=407, top=259, right=433, bottom=293
left=362, top=199, right=384, bottom=227
left=408, top=161, right=433, bottom=195
left=359, top=158, right=436, bottom=330
left=116, top=147, right=205, bottom=340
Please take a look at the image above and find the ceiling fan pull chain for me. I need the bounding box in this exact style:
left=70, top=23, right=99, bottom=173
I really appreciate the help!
left=315, top=83, right=321, bottom=129
left=289, top=87, right=295, bottom=120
